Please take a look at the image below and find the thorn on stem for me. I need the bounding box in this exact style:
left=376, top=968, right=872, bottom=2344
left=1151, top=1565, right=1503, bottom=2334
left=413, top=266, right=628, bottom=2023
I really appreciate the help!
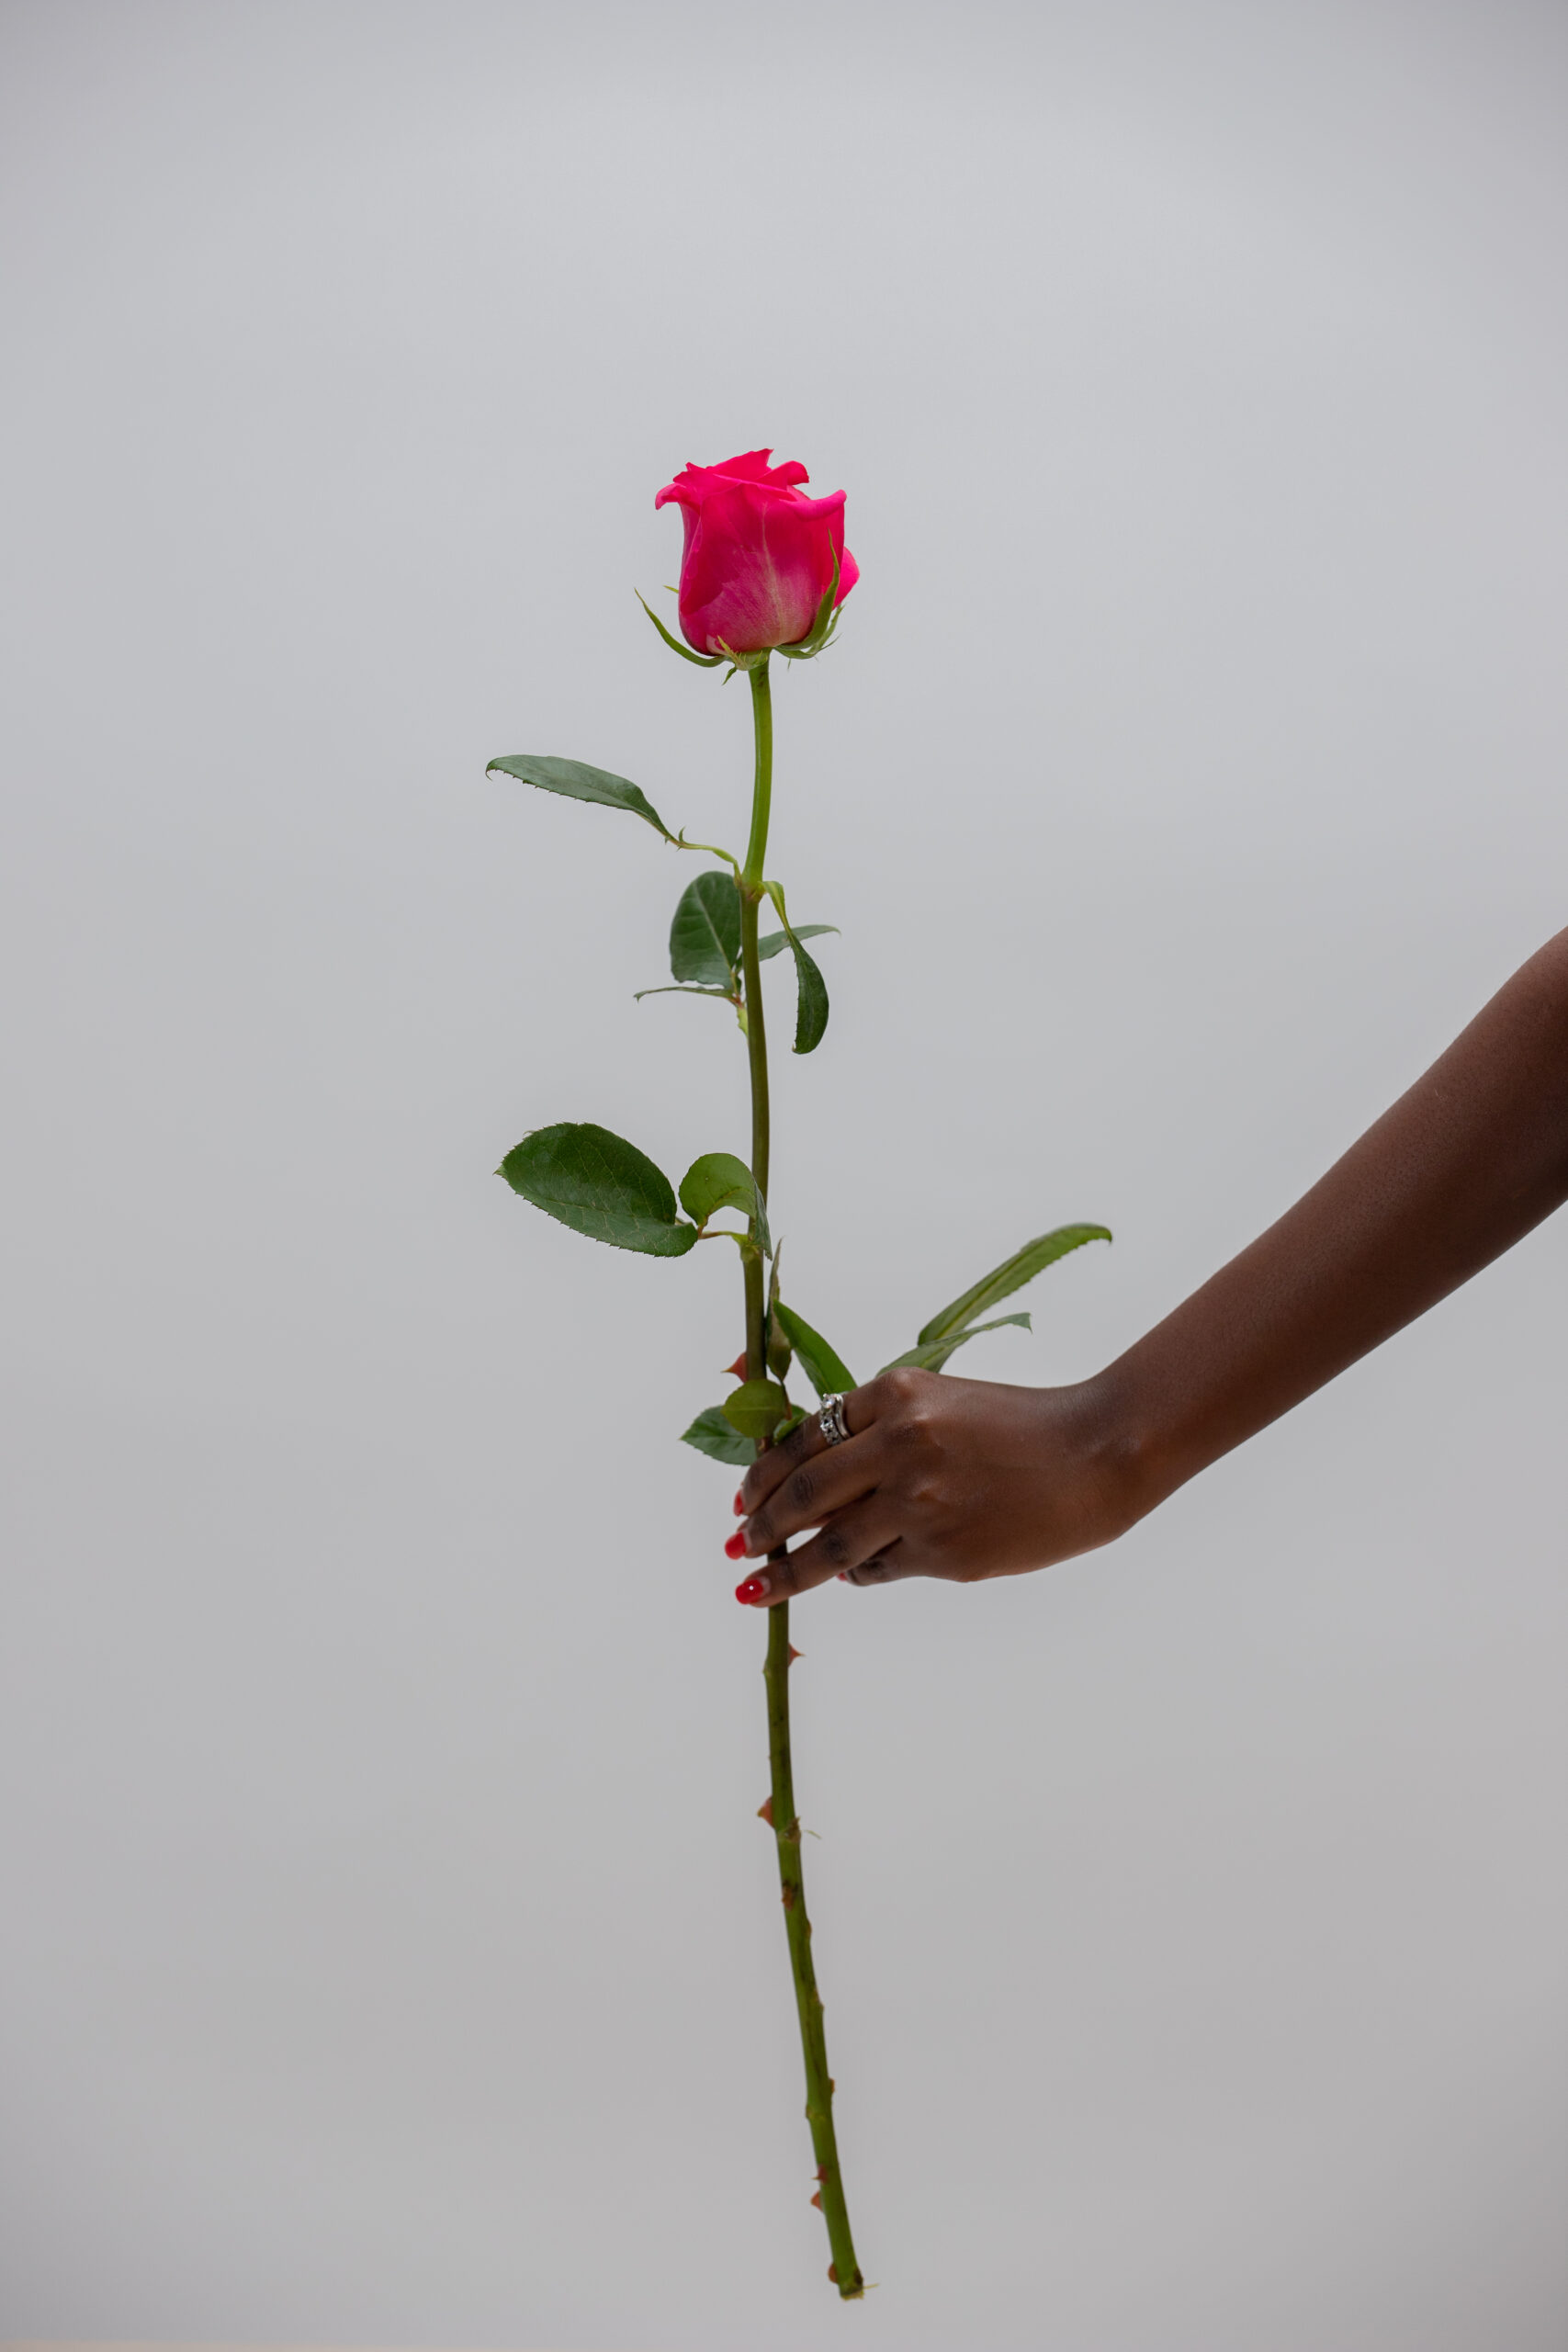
left=756, top=1795, right=773, bottom=1826
left=788, top=1644, right=802, bottom=1663
left=810, top=2190, right=822, bottom=2210
left=781, top=1883, right=796, bottom=1910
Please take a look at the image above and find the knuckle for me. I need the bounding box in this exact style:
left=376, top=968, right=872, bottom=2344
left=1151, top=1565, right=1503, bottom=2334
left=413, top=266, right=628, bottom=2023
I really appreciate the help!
left=786, top=1467, right=818, bottom=1513
left=891, top=1408, right=936, bottom=1454
left=819, top=1523, right=852, bottom=1569
left=748, top=1505, right=775, bottom=1549
left=870, top=1370, right=941, bottom=1435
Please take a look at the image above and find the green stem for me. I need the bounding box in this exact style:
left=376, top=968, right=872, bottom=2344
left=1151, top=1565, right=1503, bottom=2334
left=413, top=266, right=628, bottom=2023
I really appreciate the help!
left=740, top=670, right=771, bottom=1384
left=740, top=656, right=863, bottom=2301
left=764, top=1606, right=863, bottom=2297
left=741, top=658, right=773, bottom=897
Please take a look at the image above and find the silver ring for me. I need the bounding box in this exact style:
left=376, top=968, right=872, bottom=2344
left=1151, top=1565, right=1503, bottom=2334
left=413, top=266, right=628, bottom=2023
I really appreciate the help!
left=818, top=1392, right=851, bottom=1446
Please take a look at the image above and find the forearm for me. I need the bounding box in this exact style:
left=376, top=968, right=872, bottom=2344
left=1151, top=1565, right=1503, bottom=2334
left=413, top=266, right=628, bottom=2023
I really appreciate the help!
left=732, top=930, right=1568, bottom=1601
left=1107, top=928, right=1568, bottom=1517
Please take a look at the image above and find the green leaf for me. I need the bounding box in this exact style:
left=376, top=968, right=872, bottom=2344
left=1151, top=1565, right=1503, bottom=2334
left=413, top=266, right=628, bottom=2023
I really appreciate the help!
left=678, top=1151, right=752, bottom=1226
left=678, top=1150, right=770, bottom=1252
left=764, top=1244, right=791, bottom=1376
left=756, top=923, right=838, bottom=962
left=772, top=1303, right=856, bottom=1398
left=880, top=1312, right=1032, bottom=1376
left=785, top=933, right=829, bottom=1053
left=498, top=1122, right=698, bottom=1257
left=917, top=1225, right=1112, bottom=1346
left=722, top=1378, right=790, bottom=1441
left=760, top=884, right=829, bottom=1053
left=670, top=870, right=741, bottom=987
left=487, top=754, right=674, bottom=840
left=681, top=1407, right=757, bottom=1466
left=773, top=1404, right=809, bottom=1441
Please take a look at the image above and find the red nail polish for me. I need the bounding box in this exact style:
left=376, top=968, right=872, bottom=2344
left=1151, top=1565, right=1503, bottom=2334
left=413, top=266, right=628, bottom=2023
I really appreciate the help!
left=724, top=1530, right=748, bottom=1561
left=733, top=1489, right=746, bottom=1516
left=735, top=1576, right=768, bottom=1605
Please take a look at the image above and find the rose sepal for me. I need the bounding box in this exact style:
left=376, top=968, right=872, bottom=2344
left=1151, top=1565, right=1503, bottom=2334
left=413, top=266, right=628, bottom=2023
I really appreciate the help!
left=712, top=639, right=773, bottom=677
left=636, top=588, right=724, bottom=668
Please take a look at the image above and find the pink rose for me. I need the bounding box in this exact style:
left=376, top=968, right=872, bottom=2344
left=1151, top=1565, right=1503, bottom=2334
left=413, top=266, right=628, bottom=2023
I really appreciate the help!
left=655, top=448, right=860, bottom=657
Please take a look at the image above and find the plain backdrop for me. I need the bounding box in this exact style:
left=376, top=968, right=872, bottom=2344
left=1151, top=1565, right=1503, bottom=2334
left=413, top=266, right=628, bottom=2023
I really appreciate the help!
left=2, top=3, right=1566, bottom=2346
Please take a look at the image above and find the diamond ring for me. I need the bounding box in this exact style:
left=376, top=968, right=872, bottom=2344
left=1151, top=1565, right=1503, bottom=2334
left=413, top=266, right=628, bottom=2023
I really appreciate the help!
left=818, top=1392, right=851, bottom=1446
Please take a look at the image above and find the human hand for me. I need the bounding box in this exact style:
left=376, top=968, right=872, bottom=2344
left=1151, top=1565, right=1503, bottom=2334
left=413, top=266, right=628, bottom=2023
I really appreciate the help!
left=728, top=930, right=1568, bottom=1611
left=727, top=1367, right=1142, bottom=1605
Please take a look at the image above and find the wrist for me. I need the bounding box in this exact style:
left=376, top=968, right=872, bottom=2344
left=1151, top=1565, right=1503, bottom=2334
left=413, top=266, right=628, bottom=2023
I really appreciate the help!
left=1066, top=1357, right=1189, bottom=1541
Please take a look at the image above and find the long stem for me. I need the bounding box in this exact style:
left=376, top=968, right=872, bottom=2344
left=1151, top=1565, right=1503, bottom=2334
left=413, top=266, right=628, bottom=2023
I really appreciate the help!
left=741, top=660, right=772, bottom=1383
left=740, top=658, right=863, bottom=2301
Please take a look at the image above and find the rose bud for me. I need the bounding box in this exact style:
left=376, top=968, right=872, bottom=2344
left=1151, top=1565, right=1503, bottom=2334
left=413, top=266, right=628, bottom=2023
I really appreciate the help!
left=655, top=449, right=859, bottom=659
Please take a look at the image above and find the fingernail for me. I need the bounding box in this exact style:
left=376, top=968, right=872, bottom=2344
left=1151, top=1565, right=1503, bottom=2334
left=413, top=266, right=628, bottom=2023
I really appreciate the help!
left=732, top=1489, right=746, bottom=1516
left=837, top=1572, right=847, bottom=1582
left=735, top=1574, right=770, bottom=1605
left=724, top=1530, right=749, bottom=1561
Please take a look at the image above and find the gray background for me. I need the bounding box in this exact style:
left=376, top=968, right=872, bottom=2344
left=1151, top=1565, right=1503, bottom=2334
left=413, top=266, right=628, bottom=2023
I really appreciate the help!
left=3, top=2, right=1565, bottom=2346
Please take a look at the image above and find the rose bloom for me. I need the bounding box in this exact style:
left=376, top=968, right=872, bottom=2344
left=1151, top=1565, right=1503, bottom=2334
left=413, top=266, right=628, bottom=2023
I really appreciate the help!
left=655, top=448, right=859, bottom=657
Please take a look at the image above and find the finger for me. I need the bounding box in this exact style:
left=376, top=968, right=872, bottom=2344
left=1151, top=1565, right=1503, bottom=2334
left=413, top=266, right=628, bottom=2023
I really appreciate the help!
left=738, top=1385, right=874, bottom=1520
left=736, top=1426, right=885, bottom=1559
left=740, top=1501, right=902, bottom=1607
left=737, top=1398, right=825, bottom=1518
left=843, top=1544, right=909, bottom=1588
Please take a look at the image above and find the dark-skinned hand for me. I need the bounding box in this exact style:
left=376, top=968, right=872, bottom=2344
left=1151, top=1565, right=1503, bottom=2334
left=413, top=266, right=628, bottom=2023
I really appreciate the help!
left=730, top=1368, right=1137, bottom=1603
left=728, top=926, right=1568, bottom=1607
